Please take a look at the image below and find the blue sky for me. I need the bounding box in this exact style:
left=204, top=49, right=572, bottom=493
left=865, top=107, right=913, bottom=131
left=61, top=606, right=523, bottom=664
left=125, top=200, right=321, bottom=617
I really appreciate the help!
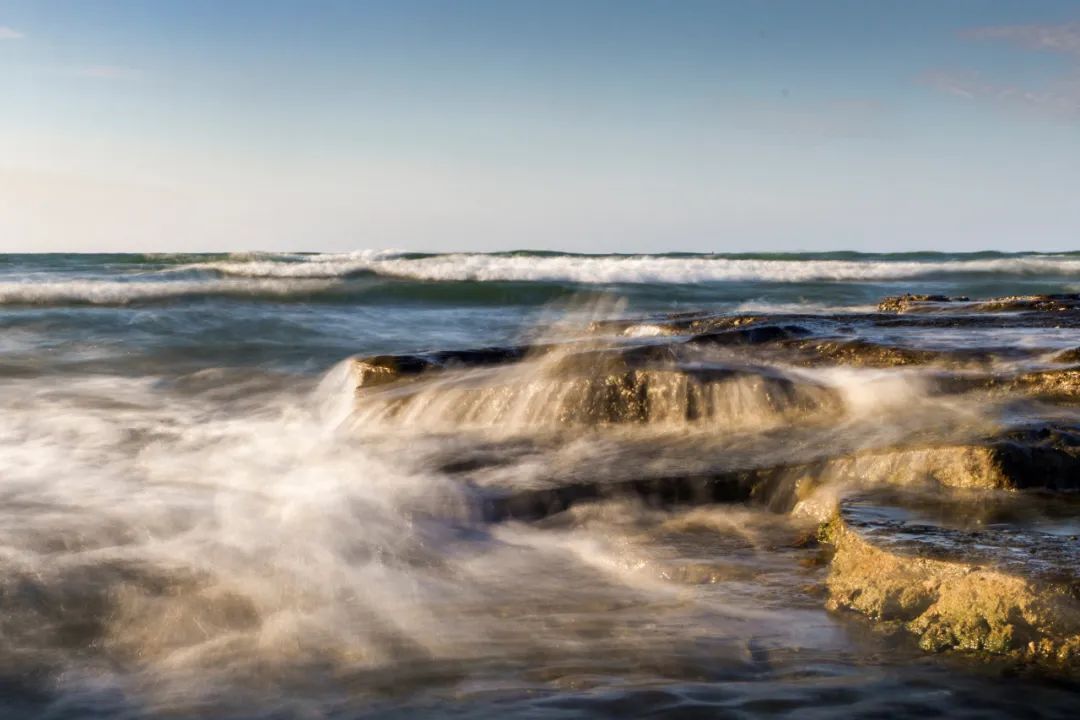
left=1, top=0, right=1078, bottom=253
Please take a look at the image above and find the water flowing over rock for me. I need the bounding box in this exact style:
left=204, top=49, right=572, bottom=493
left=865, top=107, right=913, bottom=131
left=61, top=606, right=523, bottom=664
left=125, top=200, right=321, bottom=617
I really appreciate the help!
left=351, top=344, right=840, bottom=431
left=14, top=251, right=1080, bottom=717
left=346, top=290, right=1080, bottom=674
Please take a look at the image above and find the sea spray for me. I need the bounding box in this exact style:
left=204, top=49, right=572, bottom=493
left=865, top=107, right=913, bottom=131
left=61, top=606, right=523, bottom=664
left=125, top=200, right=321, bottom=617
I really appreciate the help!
left=183, top=251, right=1080, bottom=284
left=1, top=253, right=1079, bottom=716
left=0, top=360, right=824, bottom=714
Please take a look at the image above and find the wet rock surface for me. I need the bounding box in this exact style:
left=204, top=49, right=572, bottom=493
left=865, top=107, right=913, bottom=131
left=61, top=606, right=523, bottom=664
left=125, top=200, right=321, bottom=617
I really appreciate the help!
left=461, top=426, right=1080, bottom=522
left=351, top=290, right=1080, bottom=672
left=988, top=368, right=1080, bottom=402
left=352, top=344, right=841, bottom=429
left=877, top=294, right=968, bottom=313
left=878, top=293, right=1080, bottom=314
left=824, top=492, right=1080, bottom=664
left=352, top=346, right=531, bottom=388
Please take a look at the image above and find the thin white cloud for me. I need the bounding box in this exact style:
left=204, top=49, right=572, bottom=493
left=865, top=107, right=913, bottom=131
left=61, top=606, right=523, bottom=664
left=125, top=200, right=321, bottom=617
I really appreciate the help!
left=922, top=70, right=980, bottom=100
left=926, top=22, right=1080, bottom=121
left=964, top=22, right=1080, bottom=57
left=922, top=69, right=1080, bottom=120
left=0, top=25, right=24, bottom=39
left=72, top=65, right=143, bottom=80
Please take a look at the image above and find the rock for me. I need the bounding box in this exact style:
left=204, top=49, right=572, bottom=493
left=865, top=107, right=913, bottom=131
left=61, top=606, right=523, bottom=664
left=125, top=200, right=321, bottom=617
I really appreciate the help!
left=877, top=293, right=1080, bottom=315
left=823, top=493, right=1080, bottom=666
left=344, top=298, right=1080, bottom=680
left=819, top=430, right=1080, bottom=492
left=1055, top=347, right=1080, bottom=364
left=986, top=368, right=1080, bottom=402
left=781, top=339, right=946, bottom=368
left=352, top=354, right=436, bottom=389
left=972, top=294, right=1080, bottom=313
left=352, top=344, right=840, bottom=430
left=467, top=426, right=1080, bottom=522
left=687, top=324, right=812, bottom=346
left=352, top=346, right=530, bottom=389
left=597, top=306, right=1080, bottom=340
left=877, top=295, right=965, bottom=313
left=478, top=464, right=818, bottom=522
left=593, top=313, right=821, bottom=338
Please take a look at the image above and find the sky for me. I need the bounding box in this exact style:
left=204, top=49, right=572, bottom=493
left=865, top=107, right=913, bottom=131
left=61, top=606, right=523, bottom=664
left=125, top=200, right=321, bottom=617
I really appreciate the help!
left=1, top=0, right=1079, bottom=253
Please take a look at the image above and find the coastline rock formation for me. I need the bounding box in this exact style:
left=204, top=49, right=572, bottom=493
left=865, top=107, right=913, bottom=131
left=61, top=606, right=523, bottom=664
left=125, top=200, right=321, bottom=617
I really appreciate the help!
left=823, top=494, right=1080, bottom=664
left=349, top=291, right=1080, bottom=671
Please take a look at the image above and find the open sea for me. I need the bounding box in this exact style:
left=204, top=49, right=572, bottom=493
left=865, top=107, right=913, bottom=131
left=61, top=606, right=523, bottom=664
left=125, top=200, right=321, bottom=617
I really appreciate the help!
left=2, top=250, right=1080, bottom=719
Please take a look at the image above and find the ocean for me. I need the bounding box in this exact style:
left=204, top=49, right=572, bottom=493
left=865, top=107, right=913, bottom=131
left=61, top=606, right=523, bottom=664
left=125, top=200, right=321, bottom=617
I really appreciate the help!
left=1, top=250, right=1079, bottom=718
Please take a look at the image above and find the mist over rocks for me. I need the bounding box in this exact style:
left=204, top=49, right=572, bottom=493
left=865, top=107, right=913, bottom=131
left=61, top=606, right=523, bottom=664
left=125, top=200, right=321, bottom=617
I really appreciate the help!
left=7, top=252, right=1080, bottom=717
left=347, top=290, right=1080, bottom=673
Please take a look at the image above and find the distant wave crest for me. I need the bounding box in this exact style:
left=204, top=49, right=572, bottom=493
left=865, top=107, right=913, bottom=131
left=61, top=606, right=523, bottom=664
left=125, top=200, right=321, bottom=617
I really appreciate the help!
left=188, top=251, right=1080, bottom=284
left=0, top=278, right=339, bottom=306
left=1, top=251, right=1078, bottom=306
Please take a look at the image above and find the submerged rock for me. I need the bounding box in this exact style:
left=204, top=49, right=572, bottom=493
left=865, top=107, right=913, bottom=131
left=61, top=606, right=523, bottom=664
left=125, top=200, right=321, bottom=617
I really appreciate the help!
left=352, top=354, right=437, bottom=389
left=878, top=292, right=1080, bottom=315
left=688, top=324, right=812, bottom=346
left=1055, top=347, right=1080, bottom=364
left=788, top=440, right=1076, bottom=494
left=352, top=346, right=530, bottom=389
left=598, top=306, right=1080, bottom=343
left=973, top=294, right=1080, bottom=313
left=344, top=297, right=1080, bottom=679
left=477, top=457, right=835, bottom=522
left=843, top=430, right=1080, bottom=491
left=823, top=494, right=1080, bottom=666
left=461, top=425, right=1080, bottom=522
left=352, top=344, right=840, bottom=431
left=877, top=294, right=964, bottom=313
left=990, top=368, right=1080, bottom=402
left=781, top=339, right=947, bottom=368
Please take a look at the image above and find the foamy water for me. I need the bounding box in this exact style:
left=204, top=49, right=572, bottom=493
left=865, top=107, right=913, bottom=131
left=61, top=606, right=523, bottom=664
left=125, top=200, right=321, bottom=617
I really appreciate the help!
left=0, top=364, right=847, bottom=716
left=192, top=251, right=1080, bottom=284
left=0, top=251, right=1078, bottom=306
left=0, top=252, right=1077, bottom=718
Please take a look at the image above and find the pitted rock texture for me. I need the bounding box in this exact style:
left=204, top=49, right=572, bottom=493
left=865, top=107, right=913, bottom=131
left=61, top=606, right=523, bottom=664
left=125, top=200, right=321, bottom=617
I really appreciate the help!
left=824, top=495, right=1080, bottom=665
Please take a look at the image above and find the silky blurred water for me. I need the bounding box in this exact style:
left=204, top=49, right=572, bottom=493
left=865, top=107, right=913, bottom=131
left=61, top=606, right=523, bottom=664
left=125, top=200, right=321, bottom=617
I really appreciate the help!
left=0, top=251, right=1078, bottom=718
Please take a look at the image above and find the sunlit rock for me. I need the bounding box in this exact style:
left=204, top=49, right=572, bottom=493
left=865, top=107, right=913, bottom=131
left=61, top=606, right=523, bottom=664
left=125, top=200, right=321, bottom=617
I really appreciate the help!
left=823, top=493, right=1080, bottom=666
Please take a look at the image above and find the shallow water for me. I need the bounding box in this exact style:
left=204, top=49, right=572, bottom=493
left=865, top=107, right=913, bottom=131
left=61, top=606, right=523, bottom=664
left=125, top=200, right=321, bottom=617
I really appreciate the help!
left=1, top=251, right=1078, bottom=718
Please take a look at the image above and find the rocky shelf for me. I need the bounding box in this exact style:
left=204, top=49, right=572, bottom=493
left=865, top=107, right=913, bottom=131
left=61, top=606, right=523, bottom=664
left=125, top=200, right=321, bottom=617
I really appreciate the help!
left=347, top=290, right=1080, bottom=670
left=822, top=491, right=1080, bottom=666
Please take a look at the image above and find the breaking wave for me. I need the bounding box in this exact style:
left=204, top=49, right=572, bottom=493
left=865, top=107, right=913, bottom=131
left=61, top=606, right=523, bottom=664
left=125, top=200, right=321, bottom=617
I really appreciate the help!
left=1, top=250, right=1079, bottom=306
left=187, top=251, right=1080, bottom=284
left=0, top=278, right=341, bottom=305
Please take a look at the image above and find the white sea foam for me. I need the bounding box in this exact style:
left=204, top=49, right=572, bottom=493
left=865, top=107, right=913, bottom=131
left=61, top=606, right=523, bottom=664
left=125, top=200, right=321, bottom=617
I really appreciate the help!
left=0, top=278, right=336, bottom=304
left=0, top=290, right=1060, bottom=714
left=730, top=300, right=879, bottom=314
left=0, top=361, right=810, bottom=712
left=2, top=252, right=1078, bottom=305
left=178, top=249, right=402, bottom=279
left=190, top=252, right=1080, bottom=284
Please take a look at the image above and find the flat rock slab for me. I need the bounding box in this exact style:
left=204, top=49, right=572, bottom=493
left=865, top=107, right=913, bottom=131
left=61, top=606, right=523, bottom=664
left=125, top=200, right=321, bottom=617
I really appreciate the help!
left=878, top=293, right=1080, bottom=314
left=824, top=492, right=1080, bottom=666
left=835, top=494, right=1080, bottom=582
left=839, top=429, right=1080, bottom=491
left=988, top=368, right=1080, bottom=402
left=460, top=425, right=1080, bottom=522
left=352, top=347, right=841, bottom=430
left=598, top=308, right=1080, bottom=338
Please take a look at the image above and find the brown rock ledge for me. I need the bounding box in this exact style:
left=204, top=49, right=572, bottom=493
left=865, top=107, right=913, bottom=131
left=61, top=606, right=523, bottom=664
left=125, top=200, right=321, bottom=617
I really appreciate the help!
left=822, top=494, right=1080, bottom=666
